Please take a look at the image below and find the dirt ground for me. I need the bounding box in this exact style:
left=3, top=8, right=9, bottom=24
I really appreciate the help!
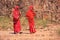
left=0, top=24, right=60, bottom=40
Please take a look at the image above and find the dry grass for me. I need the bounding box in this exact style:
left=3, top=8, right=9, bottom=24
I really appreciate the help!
left=0, top=16, right=59, bottom=30
left=0, top=16, right=13, bottom=30
left=0, top=17, right=49, bottom=30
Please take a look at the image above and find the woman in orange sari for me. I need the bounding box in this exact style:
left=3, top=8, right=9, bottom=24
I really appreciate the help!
left=26, top=5, right=36, bottom=33
left=13, top=6, right=21, bottom=34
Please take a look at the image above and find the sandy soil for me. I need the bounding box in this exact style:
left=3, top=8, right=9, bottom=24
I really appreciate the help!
left=0, top=24, right=60, bottom=40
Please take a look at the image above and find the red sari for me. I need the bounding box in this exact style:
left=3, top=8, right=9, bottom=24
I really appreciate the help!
left=26, top=6, right=36, bottom=33
left=13, top=6, right=21, bottom=33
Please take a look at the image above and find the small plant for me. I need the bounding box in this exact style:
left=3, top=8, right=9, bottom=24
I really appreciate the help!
left=57, top=28, right=60, bottom=35
left=42, top=19, right=47, bottom=28
left=34, top=18, right=48, bottom=28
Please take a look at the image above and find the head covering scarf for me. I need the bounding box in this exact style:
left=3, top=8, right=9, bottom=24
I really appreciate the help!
left=29, top=5, right=33, bottom=10
left=14, top=6, right=19, bottom=10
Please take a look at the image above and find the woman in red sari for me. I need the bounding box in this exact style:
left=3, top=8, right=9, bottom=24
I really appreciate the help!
left=26, top=5, right=36, bottom=33
left=13, top=6, right=21, bottom=34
